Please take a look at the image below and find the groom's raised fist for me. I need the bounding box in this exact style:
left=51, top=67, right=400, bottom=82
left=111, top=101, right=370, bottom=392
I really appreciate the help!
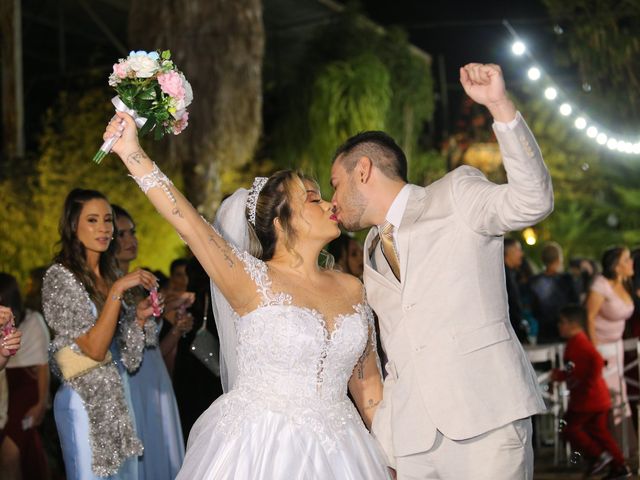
left=459, top=63, right=516, bottom=123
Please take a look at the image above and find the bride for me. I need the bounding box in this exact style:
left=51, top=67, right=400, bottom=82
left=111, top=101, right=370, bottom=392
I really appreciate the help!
left=103, top=114, right=390, bottom=479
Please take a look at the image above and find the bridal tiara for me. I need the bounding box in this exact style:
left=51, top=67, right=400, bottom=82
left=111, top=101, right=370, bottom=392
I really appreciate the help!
left=247, top=177, right=268, bottom=226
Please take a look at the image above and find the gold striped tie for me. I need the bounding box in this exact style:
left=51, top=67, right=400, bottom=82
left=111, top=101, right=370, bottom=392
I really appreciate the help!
left=380, top=221, right=400, bottom=281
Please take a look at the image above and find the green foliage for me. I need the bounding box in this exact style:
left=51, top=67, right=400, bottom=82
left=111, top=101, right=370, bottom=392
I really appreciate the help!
left=0, top=88, right=186, bottom=286
left=516, top=0, right=640, bottom=262
left=269, top=8, right=437, bottom=193
left=519, top=93, right=640, bottom=260
left=543, top=0, right=640, bottom=128
left=305, top=54, right=391, bottom=190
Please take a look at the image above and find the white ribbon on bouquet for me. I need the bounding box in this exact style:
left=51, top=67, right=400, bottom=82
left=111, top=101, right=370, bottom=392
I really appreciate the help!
left=96, top=96, right=148, bottom=160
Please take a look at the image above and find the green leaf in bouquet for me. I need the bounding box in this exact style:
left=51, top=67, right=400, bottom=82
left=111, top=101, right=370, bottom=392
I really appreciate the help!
left=161, top=50, right=171, bottom=60
left=139, top=116, right=156, bottom=137
left=137, top=88, right=156, bottom=101
left=154, top=126, right=165, bottom=140
left=133, top=99, right=154, bottom=112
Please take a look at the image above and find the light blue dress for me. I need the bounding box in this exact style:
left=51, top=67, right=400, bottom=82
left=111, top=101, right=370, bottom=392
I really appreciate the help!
left=53, top=341, right=139, bottom=480
left=43, top=264, right=157, bottom=480
left=127, top=321, right=185, bottom=480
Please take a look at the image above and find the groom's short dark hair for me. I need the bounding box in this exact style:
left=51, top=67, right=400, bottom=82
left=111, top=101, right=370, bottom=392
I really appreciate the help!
left=333, top=131, right=408, bottom=182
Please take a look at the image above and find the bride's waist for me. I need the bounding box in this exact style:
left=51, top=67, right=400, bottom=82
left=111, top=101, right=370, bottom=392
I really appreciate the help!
left=232, top=376, right=348, bottom=405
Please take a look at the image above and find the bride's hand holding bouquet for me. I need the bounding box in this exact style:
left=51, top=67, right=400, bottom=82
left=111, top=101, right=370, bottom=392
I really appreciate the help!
left=93, top=50, right=192, bottom=163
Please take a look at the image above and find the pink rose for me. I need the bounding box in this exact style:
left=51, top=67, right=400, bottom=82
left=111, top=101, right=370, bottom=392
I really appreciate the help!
left=172, top=111, right=189, bottom=135
left=113, top=62, right=129, bottom=79
left=158, top=71, right=185, bottom=100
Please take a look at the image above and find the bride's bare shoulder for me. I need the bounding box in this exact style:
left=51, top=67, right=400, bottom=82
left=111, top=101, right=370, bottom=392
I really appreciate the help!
left=324, top=269, right=364, bottom=301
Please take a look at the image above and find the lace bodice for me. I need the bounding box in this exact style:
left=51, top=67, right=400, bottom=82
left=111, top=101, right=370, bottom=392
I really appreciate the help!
left=233, top=252, right=374, bottom=401
left=211, top=252, right=377, bottom=451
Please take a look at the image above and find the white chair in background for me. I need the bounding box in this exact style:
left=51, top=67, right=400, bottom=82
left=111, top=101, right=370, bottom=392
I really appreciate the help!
left=526, top=343, right=567, bottom=465
left=597, top=340, right=635, bottom=459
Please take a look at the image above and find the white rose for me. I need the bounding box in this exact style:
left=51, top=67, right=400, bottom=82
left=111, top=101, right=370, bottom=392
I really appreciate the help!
left=128, top=55, right=159, bottom=78
left=180, top=73, right=193, bottom=107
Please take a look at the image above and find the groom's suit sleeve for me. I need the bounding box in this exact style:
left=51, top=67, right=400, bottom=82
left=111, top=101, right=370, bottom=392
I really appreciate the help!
left=450, top=112, right=553, bottom=236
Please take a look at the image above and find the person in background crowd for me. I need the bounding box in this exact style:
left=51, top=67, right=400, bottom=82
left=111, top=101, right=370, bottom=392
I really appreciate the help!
left=552, top=305, right=631, bottom=479
left=167, top=259, right=189, bottom=294
left=586, top=247, right=634, bottom=429
left=0, top=273, right=50, bottom=480
left=158, top=257, right=194, bottom=376
left=328, top=233, right=365, bottom=279
left=0, top=303, right=23, bottom=480
left=626, top=249, right=640, bottom=338
left=43, top=188, right=158, bottom=479
left=504, top=238, right=530, bottom=344
left=24, top=267, right=48, bottom=315
left=113, top=204, right=188, bottom=480
left=517, top=257, right=539, bottom=343
left=169, top=257, right=224, bottom=441
left=529, top=242, right=579, bottom=344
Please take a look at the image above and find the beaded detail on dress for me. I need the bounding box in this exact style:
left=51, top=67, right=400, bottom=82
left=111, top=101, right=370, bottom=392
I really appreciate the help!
left=211, top=252, right=377, bottom=452
left=43, top=264, right=144, bottom=476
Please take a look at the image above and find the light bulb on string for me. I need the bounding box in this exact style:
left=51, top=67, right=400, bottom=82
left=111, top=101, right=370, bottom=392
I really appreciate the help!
left=544, top=87, right=557, bottom=100
left=559, top=103, right=572, bottom=116
left=527, top=67, right=541, bottom=81
left=511, top=41, right=526, bottom=56
left=507, top=34, right=640, bottom=155
left=574, top=117, right=587, bottom=129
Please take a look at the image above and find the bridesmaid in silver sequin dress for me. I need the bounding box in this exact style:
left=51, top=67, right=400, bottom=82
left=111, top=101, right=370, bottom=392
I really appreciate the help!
left=42, top=189, right=159, bottom=480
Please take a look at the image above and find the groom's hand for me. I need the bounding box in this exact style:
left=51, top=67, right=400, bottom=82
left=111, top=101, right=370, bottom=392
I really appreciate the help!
left=459, top=63, right=516, bottom=123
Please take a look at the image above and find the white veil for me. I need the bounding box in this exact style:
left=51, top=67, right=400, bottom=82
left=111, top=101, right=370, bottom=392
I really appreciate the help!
left=210, top=188, right=251, bottom=393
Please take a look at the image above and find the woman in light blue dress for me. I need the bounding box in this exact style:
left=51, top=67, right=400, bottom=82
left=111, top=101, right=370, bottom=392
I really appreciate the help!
left=43, top=189, right=159, bottom=480
left=113, top=204, right=187, bottom=480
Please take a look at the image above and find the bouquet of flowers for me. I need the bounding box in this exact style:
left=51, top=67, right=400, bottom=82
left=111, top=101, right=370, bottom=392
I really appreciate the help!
left=93, top=50, right=192, bottom=163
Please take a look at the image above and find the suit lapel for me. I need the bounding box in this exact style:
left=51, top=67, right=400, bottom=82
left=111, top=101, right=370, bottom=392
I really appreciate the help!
left=397, top=185, right=428, bottom=284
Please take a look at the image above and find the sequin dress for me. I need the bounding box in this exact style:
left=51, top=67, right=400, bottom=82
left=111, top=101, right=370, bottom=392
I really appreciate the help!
left=43, top=264, right=154, bottom=479
left=175, top=253, right=390, bottom=480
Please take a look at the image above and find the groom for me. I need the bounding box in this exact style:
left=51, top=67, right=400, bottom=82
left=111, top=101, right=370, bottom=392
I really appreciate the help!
left=330, top=63, right=551, bottom=479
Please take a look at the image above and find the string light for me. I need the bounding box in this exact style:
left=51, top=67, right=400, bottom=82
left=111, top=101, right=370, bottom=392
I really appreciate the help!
left=527, top=67, right=541, bottom=81
left=511, top=41, right=526, bottom=56
left=507, top=27, right=639, bottom=156
left=559, top=103, right=572, bottom=116
left=544, top=87, right=557, bottom=100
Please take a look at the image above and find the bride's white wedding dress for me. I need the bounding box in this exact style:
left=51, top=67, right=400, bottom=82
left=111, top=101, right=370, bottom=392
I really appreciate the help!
left=176, top=252, right=390, bottom=479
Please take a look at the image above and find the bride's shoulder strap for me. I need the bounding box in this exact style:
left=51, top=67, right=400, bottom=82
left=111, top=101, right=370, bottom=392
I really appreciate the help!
left=235, top=253, right=290, bottom=308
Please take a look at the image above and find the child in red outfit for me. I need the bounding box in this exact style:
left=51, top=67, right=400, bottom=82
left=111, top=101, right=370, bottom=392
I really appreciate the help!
left=552, top=305, right=631, bottom=479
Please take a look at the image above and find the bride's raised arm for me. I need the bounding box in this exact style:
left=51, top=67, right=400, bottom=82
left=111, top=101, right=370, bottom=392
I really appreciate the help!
left=104, top=112, right=256, bottom=312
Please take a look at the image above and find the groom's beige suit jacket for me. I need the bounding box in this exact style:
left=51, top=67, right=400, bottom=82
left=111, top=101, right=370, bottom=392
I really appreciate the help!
left=367, top=114, right=551, bottom=463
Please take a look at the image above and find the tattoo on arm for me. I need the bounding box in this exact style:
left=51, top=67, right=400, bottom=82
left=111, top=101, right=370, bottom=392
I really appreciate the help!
left=208, top=235, right=235, bottom=268
left=126, top=150, right=148, bottom=165
left=364, top=398, right=381, bottom=410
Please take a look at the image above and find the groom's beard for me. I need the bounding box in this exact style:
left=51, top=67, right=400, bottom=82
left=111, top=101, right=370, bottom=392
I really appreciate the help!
left=339, top=179, right=368, bottom=232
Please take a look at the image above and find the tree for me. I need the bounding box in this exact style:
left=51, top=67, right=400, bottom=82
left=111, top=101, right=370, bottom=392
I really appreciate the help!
left=128, top=0, right=264, bottom=218
left=268, top=8, right=440, bottom=193
left=543, top=0, right=640, bottom=130
left=0, top=88, right=186, bottom=285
